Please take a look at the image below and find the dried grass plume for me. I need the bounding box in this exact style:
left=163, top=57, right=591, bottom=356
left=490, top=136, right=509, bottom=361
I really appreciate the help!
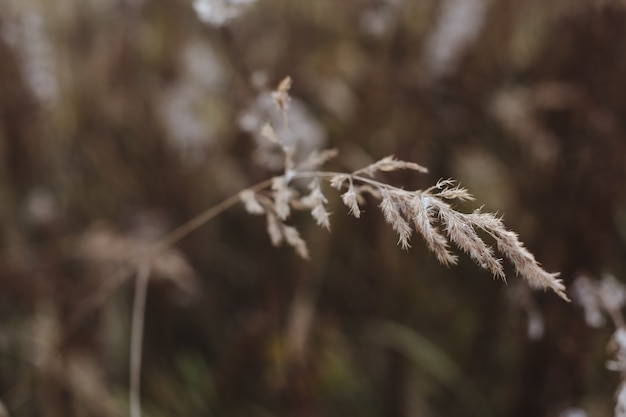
left=239, top=77, right=568, bottom=301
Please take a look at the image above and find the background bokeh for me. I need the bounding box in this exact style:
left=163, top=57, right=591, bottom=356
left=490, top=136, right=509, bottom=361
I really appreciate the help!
left=1, top=0, right=626, bottom=416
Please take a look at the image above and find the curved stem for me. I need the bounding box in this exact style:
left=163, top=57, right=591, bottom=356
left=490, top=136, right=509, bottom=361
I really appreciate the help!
left=149, top=178, right=273, bottom=254
left=63, top=178, right=274, bottom=343
left=292, top=170, right=399, bottom=192
left=130, top=260, right=151, bottom=417
left=126, top=177, right=273, bottom=417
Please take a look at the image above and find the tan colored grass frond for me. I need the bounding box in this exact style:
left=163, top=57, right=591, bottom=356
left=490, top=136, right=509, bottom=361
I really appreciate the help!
left=277, top=76, right=292, bottom=92
left=426, top=179, right=474, bottom=201
left=488, top=226, right=568, bottom=300
left=330, top=174, right=349, bottom=190
left=356, top=155, right=429, bottom=176
left=272, top=76, right=292, bottom=111
left=239, top=190, right=265, bottom=215
left=283, top=225, right=310, bottom=259
left=446, top=208, right=569, bottom=300
left=254, top=152, right=566, bottom=299
left=255, top=188, right=312, bottom=258
left=271, top=176, right=294, bottom=220
left=436, top=184, right=474, bottom=201
left=341, top=185, right=361, bottom=218
left=354, top=184, right=381, bottom=199
left=433, top=178, right=456, bottom=189
left=300, top=179, right=330, bottom=230
left=242, top=76, right=568, bottom=300
left=379, top=189, right=413, bottom=250
left=311, top=205, right=331, bottom=230
left=436, top=202, right=505, bottom=279
left=266, top=212, right=283, bottom=246
left=409, top=195, right=458, bottom=266
left=298, top=148, right=339, bottom=171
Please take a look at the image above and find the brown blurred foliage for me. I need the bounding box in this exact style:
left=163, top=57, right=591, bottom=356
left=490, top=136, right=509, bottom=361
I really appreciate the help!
left=1, top=0, right=626, bottom=416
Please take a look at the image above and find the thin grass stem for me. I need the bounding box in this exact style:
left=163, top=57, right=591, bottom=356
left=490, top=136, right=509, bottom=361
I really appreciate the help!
left=130, top=260, right=151, bottom=417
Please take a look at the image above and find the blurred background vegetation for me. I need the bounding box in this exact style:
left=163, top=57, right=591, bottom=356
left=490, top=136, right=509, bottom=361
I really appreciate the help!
left=1, top=0, right=626, bottom=416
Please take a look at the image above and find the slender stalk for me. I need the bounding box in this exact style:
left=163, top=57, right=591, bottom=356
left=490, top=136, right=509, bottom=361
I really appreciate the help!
left=292, top=170, right=404, bottom=192
left=149, top=178, right=273, bottom=253
left=129, top=179, right=273, bottom=417
left=64, top=178, right=274, bottom=338
left=52, top=178, right=277, bottom=417
left=129, top=261, right=151, bottom=417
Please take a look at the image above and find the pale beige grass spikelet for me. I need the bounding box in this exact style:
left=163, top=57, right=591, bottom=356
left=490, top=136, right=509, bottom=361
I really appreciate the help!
left=409, top=195, right=457, bottom=266
left=237, top=76, right=569, bottom=301
left=341, top=183, right=361, bottom=218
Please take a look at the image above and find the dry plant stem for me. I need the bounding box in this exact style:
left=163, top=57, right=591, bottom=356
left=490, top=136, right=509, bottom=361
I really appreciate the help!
left=150, top=178, right=274, bottom=253
left=125, top=178, right=273, bottom=417
left=17, top=178, right=277, bottom=417
left=130, top=261, right=151, bottom=417
left=64, top=178, right=274, bottom=337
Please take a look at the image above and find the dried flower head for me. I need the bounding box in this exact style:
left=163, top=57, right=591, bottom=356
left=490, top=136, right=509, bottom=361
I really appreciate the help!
left=237, top=76, right=568, bottom=301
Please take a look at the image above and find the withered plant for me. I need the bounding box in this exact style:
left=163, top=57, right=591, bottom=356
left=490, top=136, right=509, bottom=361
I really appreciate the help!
left=238, top=77, right=568, bottom=301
